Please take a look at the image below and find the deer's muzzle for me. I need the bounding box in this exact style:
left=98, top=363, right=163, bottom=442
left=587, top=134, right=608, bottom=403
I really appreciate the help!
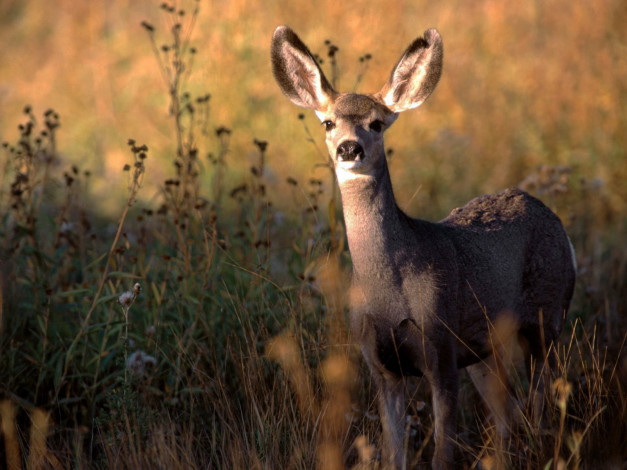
left=337, top=141, right=364, bottom=162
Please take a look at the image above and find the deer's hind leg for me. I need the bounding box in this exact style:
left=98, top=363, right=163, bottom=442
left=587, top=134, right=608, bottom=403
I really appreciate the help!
left=467, top=352, right=518, bottom=469
left=517, top=314, right=560, bottom=426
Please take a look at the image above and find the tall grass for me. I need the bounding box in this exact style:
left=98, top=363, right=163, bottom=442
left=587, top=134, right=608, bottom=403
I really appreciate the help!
left=1, top=1, right=625, bottom=469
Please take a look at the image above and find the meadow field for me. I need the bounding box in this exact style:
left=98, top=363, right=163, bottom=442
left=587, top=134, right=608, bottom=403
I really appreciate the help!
left=0, top=0, right=625, bottom=468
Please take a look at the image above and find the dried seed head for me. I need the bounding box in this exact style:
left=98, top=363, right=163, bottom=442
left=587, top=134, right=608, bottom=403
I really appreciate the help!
left=552, top=377, right=572, bottom=411
left=140, top=21, right=155, bottom=32
left=118, top=291, right=134, bottom=306
left=253, top=139, right=268, bottom=152
left=126, top=350, right=157, bottom=377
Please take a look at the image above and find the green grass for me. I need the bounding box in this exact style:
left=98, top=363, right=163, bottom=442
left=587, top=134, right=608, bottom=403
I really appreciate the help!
left=1, top=1, right=625, bottom=469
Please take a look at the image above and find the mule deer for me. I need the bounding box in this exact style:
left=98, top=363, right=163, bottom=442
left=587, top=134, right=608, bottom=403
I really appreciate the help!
left=271, top=26, right=576, bottom=469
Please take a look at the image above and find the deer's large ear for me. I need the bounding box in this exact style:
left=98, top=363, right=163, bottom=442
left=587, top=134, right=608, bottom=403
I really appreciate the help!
left=271, top=26, right=337, bottom=111
left=378, top=29, right=443, bottom=113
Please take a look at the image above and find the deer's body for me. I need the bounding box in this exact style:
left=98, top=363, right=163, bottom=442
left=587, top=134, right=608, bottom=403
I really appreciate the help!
left=348, top=184, right=571, bottom=374
left=271, top=26, right=576, bottom=469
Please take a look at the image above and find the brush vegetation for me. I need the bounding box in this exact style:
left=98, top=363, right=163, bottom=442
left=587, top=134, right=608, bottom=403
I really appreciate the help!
left=0, top=1, right=625, bottom=469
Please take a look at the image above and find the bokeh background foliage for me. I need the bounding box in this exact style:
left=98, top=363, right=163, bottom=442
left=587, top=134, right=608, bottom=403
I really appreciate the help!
left=1, top=0, right=625, bottom=216
left=0, top=0, right=625, bottom=468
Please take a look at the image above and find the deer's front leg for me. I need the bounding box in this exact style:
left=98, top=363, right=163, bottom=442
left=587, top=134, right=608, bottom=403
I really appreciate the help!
left=376, top=371, right=407, bottom=469
left=428, top=349, right=459, bottom=470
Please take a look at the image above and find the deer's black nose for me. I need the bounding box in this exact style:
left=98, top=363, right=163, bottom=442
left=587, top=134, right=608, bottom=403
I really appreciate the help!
left=336, top=141, right=364, bottom=162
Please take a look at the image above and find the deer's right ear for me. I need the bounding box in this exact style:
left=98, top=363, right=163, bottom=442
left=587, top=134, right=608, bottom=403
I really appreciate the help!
left=271, top=26, right=336, bottom=111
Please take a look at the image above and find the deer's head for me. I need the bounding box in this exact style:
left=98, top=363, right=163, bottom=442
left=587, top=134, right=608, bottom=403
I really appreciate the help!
left=271, top=26, right=443, bottom=180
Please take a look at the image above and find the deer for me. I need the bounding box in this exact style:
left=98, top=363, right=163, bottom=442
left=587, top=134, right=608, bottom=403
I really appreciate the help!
left=271, top=26, right=576, bottom=469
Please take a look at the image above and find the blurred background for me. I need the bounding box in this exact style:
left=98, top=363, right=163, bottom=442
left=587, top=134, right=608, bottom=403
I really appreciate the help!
left=1, top=0, right=624, bottom=221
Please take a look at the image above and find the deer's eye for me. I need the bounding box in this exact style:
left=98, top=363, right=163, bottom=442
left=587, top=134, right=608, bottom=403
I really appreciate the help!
left=369, top=120, right=384, bottom=133
left=322, top=120, right=335, bottom=132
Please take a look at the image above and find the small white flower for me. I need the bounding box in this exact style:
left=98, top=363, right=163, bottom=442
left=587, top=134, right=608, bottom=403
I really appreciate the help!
left=406, top=414, right=421, bottom=426
left=126, top=350, right=157, bottom=377
left=273, top=211, right=285, bottom=227
left=60, top=221, right=73, bottom=234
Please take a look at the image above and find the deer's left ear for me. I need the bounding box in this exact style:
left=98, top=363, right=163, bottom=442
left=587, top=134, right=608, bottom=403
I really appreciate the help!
left=271, top=26, right=337, bottom=111
left=378, top=29, right=443, bottom=113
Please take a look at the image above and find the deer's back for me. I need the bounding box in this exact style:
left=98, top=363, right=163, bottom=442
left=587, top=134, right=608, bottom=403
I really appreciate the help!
left=440, top=187, right=575, bottom=353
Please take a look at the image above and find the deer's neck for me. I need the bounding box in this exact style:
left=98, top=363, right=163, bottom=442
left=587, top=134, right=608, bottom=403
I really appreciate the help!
left=337, top=163, right=410, bottom=283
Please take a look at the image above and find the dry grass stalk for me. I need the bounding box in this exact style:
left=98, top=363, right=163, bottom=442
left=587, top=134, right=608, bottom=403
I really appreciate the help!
left=318, top=354, right=357, bottom=470
left=266, top=334, right=318, bottom=423
left=315, top=255, right=350, bottom=347
left=26, top=408, right=50, bottom=470
left=1, top=400, right=21, bottom=470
